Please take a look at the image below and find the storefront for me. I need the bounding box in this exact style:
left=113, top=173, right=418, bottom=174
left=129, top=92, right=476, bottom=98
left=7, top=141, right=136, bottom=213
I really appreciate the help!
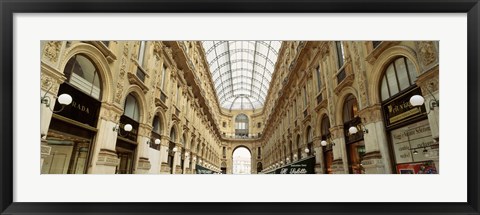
left=115, top=94, right=140, bottom=174
left=382, top=87, right=437, bottom=174
left=42, top=54, right=102, bottom=174
left=343, top=95, right=366, bottom=174
left=379, top=56, right=438, bottom=174
left=265, top=156, right=315, bottom=174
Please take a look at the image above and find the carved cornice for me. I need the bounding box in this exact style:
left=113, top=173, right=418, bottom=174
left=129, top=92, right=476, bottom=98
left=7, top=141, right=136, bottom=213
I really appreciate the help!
left=127, top=72, right=149, bottom=93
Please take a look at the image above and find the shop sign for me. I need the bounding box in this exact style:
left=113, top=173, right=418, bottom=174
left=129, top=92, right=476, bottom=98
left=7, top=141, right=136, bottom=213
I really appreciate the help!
left=266, top=156, right=315, bottom=174
left=391, top=120, right=434, bottom=164
left=119, top=115, right=139, bottom=142
left=196, top=165, right=215, bottom=174
left=54, top=83, right=101, bottom=127
left=396, top=160, right=437, bottom=174
left=344, top=117, right=363, bottom=144
left=383, top=87, right=426, bottom=128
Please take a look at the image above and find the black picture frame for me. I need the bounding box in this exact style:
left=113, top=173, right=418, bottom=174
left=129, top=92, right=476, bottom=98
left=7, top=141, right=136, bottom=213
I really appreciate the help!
left=1, top=0, right=479, bottom=214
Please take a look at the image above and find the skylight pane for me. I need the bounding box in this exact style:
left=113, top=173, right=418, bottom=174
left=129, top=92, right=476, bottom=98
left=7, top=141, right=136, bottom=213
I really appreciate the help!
left=202, top=41, right=282, bottom=110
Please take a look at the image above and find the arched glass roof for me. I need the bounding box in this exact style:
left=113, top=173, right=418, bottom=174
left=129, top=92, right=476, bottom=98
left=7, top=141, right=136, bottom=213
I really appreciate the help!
left=201, top=41, right=282, bottom=110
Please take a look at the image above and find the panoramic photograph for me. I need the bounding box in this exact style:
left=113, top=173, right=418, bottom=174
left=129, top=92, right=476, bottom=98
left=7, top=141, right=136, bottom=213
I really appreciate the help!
left=40, top=40, right=439, bottom=174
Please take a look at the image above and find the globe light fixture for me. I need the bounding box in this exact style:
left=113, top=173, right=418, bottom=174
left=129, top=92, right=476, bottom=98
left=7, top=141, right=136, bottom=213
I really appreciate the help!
left=41, top=85, right=73, bottom=113
left=409, top=95, right=425, bottom=107
left=321, top=140, right=327, bottom=146
left=57, top=94, right=73, bottom=105
left=124, top=124, right=133, bottom=132
left=304, top=148, right=310, bottom=154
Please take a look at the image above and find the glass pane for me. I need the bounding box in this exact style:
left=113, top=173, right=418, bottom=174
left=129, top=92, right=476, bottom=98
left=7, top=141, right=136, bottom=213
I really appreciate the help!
left=381, top=76, right=390, bottom=101
left=386, top=64, right=399, bottom=96
left=406, top=58, right=418, bottom=84
left=395, top=58, right=410, bottom=91
left=202, top=41, right=282, bottom=110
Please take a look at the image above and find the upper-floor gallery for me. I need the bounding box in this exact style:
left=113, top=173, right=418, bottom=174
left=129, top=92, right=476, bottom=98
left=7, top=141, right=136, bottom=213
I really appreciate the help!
left=40, top=40, right=439, bottom=174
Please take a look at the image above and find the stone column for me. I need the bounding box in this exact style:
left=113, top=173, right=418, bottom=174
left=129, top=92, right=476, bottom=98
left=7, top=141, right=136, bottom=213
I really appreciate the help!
left=40, top=69, right=66, bottom=171
left=159, top=136, right=170, bottom=174
left=190, top=152, right=197, bottom=174
left=330, top=126, right=347, bottom=174
left=89, top=104, right=123, bottom=174
left=135, top=123, right=152, bottom=174
left=358, top=105, right=389, bottom=174
left=313, top=137, right=324, bottom=174
left=417, top=70, right=440, bottom=171
left=183, top=150, right=190, bottom=174
left=174, top=144, right=183, bottom=174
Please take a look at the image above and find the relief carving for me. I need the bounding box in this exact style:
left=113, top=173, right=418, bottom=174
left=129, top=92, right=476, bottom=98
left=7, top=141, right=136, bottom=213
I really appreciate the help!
left=114, top=83, right=124, bottom=104
left=352, top=42, right=368, bottom=108
left=43, top=41, right=62, bottom=63
left=41, top=73, right=60, bottom=94
left=417, top=41, right=437, bottom=67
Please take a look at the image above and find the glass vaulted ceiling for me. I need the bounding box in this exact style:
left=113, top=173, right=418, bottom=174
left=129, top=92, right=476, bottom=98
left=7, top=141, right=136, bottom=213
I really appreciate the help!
left=202, top=41, right=282, bottom=110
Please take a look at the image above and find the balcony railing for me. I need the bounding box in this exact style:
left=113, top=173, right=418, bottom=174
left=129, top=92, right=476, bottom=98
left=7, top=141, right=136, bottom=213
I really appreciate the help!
left=336, top=67, right=346, bottom=84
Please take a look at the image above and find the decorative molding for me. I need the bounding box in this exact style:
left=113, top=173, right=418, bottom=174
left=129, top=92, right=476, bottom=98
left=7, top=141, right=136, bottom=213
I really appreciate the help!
left=358, top=104, right=383, bottom=124
left=366, top=41, right=402, bottom=64
left=127, top=72, right=150, bottom=93
left=96, top=149, right=120, bottom=167
left=416, top=41, right=438, bottom=68
left=42, top=41, right=62, bottom=63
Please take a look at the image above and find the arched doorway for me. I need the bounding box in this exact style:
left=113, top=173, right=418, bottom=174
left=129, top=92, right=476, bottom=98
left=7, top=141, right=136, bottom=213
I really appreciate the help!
left=378, top=56, right=436, bottom=173
left=320, top=114, right=333, bottom=174
left=257, top=162, right=263, bottom=173
left=235, top=114, right=249, bottom=138
left=232, top=146, right=251, bottom=174
left=43, top=54, right=103, bottom=174
left=343, top=94, right=366, bottom=174
left=115, top=93, right=141, bottom=174
left=221, top=161, right=227, bottom=174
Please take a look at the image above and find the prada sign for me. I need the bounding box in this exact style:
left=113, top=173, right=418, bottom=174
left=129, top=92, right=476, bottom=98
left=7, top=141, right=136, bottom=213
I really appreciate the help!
left=383, top=87, right=426, bottom=128
left=54, top=83, right=101, bottom=127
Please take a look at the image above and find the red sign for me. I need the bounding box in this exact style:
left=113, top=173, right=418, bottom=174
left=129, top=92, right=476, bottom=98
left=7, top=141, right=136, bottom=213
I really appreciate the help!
left=396, top=161, right=437, bottom=174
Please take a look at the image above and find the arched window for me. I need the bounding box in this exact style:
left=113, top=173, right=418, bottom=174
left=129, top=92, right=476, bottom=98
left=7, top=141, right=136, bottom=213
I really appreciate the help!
left=181, top=134, right=186, bottom=145
left=257, top=162, right=263, bottom=173
left=235, top=114, right=249, bottom=137
left=152, top=116, right=162, bottom=135
left=343, top=94, right=358, bottom=123
left=321, top=115, right=331, bottom=138
left=64, top=54, right=102, bottom=100
left=170, top=127, right=177, bottom=143
left=124, top=94, right=140, bottom=122
left=150, top=115, right=162, bottom=150
left=380, top=57, right=418, bottom=101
